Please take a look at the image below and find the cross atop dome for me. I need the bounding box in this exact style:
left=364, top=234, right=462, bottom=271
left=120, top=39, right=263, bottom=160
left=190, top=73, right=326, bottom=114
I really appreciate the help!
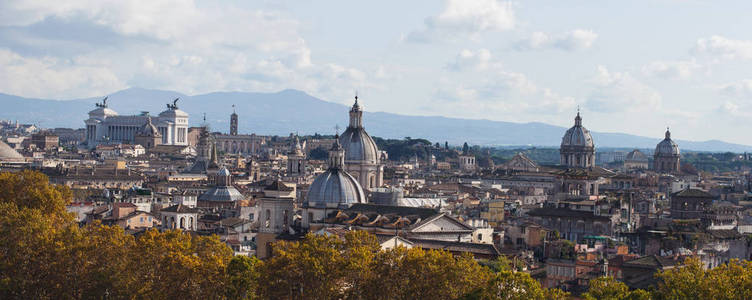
left=351, top=92, right=361, bottom=112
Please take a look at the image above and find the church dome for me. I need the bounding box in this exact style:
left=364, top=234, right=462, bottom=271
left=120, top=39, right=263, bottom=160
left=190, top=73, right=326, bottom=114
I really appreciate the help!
left=198, top=167, right=244, bottom=202
left=289, top=134, right=305, bottom=156
left=339, top=96, right=380, bottom=164
left=137, top=117, right=161, bottom=137
left=625, top=149, right=648, bottom=162
left=306, top=136, right=366, bottom=208
left=561, top=112, right=594, bottom=148
left=339, top=128, right=379, bottom=164
left=655, top=129, right=679, bottom=156
left=0, top=140, right=24, bottom=162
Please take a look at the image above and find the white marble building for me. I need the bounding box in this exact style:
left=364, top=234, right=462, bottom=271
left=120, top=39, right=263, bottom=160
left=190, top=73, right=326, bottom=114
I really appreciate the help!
left=84, top=98, right=189, bottom=149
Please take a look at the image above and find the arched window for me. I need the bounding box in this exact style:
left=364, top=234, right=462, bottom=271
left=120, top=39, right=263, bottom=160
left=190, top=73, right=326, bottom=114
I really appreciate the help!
left=265, top=209, right=271, bottom=228
left=189, top=217, right=194, bottom=230
left=171, top=216, right=175, bottom=229
left=283, top=210, right=289, bottom=228
left=180, top=217, right=185, bottom=229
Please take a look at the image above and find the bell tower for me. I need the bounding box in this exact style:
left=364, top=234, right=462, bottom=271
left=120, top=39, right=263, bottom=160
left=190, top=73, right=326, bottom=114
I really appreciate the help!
left=230, top=105, right=238, bottom=136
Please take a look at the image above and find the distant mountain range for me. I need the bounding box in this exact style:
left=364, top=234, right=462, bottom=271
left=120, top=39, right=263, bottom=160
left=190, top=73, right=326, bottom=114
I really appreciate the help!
left=1, top=87, right=750, bottom=152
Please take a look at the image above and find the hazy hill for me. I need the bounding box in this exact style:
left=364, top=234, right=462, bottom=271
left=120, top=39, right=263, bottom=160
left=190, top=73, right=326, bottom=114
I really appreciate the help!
left=1, top=88, right=750, bottom=152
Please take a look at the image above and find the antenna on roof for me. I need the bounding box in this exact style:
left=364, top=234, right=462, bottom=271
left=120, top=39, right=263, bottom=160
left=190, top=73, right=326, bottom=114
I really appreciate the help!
left=334, top=124, right=340, bottom=136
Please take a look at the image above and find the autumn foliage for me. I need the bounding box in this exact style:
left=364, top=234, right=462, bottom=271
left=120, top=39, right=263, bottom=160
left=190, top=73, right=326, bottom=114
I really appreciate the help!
left=2, top=170, right=752, bottom=299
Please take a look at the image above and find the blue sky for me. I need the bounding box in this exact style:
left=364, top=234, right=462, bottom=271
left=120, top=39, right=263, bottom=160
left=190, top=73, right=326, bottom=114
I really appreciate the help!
left=1, top=0, right=752, bottom=144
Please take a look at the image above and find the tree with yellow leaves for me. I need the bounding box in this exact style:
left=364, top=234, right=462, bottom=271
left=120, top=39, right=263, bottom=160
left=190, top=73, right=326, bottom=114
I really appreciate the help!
left=0, top=171, right=238, bottom=299
left=654, top=258, right=752, bottom=300
left=582, top=277, right=650, bottom=300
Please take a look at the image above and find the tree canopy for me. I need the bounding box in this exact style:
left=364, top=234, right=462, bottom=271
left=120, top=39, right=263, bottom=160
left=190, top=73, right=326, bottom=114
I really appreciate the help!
left=3, top=170, right=752, bottom=299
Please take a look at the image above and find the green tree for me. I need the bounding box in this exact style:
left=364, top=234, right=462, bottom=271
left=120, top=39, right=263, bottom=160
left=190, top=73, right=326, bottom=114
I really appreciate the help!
left=0, top=170, right=72, bottom=217
left=259, top=233, right=345, bottom=299
left=582, top=277, right=629, bottom=300
left=226, top=255, right=261, bottom=299
left=464, top=269, right=567, bottom=300
left=654, top=258, right=752, bottom=300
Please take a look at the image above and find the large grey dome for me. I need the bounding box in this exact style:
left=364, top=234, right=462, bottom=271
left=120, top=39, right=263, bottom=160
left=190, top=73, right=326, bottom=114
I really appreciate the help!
left=561, top=112, right=594, bottom=148
left=655, top=129, right=679, bottom=156
left=0, top=140, right=23, bottom=162
left=306, top=169, right=366, bottom=208
left=339, top=96, right=380, bottom=164
left=306, top=135, right=366, bottom=208
left=339, top=128, right=379, bottom=163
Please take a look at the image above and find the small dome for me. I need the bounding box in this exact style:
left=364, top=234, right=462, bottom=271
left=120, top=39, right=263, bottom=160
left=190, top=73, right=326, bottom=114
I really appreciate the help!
left=655, top=129, right=679, bottom=156
left=625, top=149, right=648, bottom=162
left=289, top=134, right=304, bottom=156
left=137, top=117, right=161, bottom=137
left=199, top=168, right=243, bottom=202
left=198, top=186, right=244, bottom=202
left=0, top=140, right=24, bottom=162
left=306, top=135, right=366, bottom=208
left=561, top=112, right=594, bottom=148
left=217, top=167, right=231, bottom=177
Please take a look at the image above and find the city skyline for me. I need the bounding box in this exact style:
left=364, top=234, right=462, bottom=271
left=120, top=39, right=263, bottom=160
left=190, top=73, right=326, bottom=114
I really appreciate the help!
left=2, top=0, right=752, bottom=144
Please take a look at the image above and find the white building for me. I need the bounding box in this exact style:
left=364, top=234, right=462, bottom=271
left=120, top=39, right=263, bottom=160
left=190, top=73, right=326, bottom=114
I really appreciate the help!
left=84, top=97, right=189, bottom=149
left=160, top=204, right=199, bottom=230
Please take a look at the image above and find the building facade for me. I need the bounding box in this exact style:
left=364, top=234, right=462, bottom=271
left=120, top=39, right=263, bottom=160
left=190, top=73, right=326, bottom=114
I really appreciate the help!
left=84, top=98, right=188, bottom=149
left=286, top=134, right=307, bottom=177
left=671, top=188, right=714, bottom=220
left=256, top=180, right=296, bottom=259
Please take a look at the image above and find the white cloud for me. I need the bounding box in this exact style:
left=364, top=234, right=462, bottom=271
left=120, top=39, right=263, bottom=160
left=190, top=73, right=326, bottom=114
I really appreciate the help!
left=0, top=48, right=125, bottom=98
left=642, top=59, right=701, bottom=80
left=719, top=79, right=752, bottom=99
left=445, top=48, right=493, bottom=71
left=695, top=35, right=752, bottom=60
left=586, top=66, right=661, bottom=113
left=516, top=29, right=598, bottom=51
left=0, top=1, right=380, bottom=102
left=407, top=0, right=515, bottom=42
left=434, top=49, right=574, bottom=116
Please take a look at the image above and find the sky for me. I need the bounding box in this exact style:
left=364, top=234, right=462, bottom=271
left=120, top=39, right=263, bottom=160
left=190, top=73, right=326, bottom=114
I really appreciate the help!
left=1, top=0, right=752, bottom=144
